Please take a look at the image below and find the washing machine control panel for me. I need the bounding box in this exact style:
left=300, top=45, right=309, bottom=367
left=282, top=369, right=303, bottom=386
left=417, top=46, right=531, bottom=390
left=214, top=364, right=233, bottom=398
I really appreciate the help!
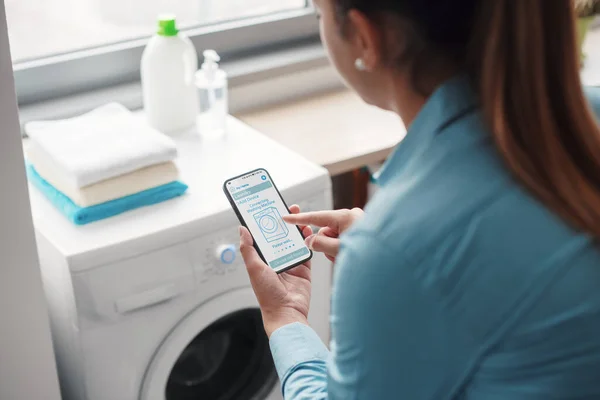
left=187, top=228, right=243, bottom=284
left=215, top=244, right=237, bottom=265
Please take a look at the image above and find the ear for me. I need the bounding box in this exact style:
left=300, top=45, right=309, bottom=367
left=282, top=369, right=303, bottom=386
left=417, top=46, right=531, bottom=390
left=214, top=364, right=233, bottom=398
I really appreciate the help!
left=346, top=9, right=384, bottom=71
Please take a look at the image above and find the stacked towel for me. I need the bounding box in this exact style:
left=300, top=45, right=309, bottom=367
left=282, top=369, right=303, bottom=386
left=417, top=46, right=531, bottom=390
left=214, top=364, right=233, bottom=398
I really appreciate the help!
left=28, top=142, right=180, bottom=207
left=26, top=103, right=178, bottom=187
left=27, top=165, right=188, bottom=226
left=26, top=103, right=188, bottom=225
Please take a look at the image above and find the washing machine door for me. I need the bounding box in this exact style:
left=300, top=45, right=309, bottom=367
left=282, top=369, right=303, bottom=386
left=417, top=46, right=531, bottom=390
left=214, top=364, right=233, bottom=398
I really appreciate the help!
left=141, top=288, right=279, bottom=400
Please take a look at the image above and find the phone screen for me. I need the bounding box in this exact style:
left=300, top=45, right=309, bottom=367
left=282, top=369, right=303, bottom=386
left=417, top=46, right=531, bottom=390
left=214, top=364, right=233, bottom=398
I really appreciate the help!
left=225, top=169, right=312, bottom=273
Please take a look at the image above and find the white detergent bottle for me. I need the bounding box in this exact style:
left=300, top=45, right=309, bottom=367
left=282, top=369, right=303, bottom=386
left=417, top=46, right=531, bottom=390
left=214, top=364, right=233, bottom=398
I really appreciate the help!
left=195, top=50, right=228, bottom=138
left=141, top=15, right=199, bottom=135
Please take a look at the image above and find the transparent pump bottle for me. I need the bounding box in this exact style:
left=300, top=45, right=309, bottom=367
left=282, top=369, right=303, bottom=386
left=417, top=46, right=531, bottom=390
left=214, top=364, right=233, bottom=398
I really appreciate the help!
left=195, top=50, right=228, bottom=138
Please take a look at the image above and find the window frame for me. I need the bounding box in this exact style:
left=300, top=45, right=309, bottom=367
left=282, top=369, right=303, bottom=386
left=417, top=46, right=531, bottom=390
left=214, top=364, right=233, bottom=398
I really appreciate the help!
left=12, top=6, right=320, bottom=106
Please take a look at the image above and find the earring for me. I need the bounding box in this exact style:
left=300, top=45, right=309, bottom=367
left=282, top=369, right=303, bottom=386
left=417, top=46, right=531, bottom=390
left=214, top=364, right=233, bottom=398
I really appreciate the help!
left=355, top=58, right=367, bottom=71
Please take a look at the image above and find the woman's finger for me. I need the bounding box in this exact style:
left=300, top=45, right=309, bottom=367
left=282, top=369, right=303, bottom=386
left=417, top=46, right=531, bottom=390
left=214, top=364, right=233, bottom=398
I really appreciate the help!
left=289, top=205, right=310, bottom=235
left=306, top=233, right=340, bottom=258
left=283, top=210, right=341, bottom=230
left=303, top=226, right=314, bottom=238
left=319, top=226, right=338, bottom=238
left=319, top=227, right=338, bottom=262
left=239, top=227, right=271, bottom=280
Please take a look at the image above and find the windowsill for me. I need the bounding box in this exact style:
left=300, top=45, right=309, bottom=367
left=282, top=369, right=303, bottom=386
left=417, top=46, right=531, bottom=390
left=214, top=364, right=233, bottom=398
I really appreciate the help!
left=238, top=89, right=405, bottom=176
left=18, top=40, right=344, bottom=130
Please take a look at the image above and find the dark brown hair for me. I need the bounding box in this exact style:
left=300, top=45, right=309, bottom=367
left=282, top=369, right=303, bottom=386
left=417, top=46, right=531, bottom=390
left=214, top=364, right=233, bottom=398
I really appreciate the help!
left=335, top=0, right=600, bottom=238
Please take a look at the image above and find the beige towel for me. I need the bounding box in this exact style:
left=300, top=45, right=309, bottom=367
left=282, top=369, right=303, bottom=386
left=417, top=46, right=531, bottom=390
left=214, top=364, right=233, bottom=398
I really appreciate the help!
left=28, top=144, right=179, bottom=207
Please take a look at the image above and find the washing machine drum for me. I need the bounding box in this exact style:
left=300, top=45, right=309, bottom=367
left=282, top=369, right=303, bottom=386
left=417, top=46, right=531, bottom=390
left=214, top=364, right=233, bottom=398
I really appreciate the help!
left=166, top=309, right=277, bottom=400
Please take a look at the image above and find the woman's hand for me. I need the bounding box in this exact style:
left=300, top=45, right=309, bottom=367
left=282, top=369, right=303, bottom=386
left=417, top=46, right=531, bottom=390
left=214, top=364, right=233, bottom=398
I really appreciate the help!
left=283, top=208, right=364, bottom=263
left=239, top=205, right=314, bottom=338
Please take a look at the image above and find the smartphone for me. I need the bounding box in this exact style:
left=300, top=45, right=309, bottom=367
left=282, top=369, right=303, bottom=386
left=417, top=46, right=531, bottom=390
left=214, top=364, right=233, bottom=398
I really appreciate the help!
left=223, top=168, right=313, bottom=274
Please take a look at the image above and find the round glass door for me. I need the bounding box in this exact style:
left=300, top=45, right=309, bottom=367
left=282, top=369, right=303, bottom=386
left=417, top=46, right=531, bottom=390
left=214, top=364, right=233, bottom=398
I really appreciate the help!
left=165, top=308, right=277, bottom=400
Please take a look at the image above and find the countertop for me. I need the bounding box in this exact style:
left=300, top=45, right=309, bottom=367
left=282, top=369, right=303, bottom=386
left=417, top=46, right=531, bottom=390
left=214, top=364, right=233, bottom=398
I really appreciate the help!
left=239, top=90, right=406, bottom=176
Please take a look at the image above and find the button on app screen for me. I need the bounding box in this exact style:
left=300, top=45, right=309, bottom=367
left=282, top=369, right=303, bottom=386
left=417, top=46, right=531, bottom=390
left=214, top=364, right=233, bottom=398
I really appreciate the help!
left=229, top=171, right=310, bottom=271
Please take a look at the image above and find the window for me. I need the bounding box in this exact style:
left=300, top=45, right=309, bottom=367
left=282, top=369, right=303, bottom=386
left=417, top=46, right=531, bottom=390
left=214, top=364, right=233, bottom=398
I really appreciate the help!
left=6, top=0, right=319, bottom=105
left=6, top=0, right=307, bottom=62
left=582, top=21, right=600, bottom=86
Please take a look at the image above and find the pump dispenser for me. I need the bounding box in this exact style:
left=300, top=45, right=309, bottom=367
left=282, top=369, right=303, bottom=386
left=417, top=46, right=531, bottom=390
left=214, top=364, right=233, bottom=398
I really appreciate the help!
left=195, top=49, right=228, bottom=138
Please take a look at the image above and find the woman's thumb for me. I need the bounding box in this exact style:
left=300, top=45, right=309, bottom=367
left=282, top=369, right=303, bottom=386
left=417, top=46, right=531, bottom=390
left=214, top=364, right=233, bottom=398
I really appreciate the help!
left=239, top=227, right=268, bottom=278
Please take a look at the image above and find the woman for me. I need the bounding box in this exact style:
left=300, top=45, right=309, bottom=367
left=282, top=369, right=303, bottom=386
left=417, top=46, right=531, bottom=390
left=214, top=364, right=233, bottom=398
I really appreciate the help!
left=240, top=0, right=600, bottom=398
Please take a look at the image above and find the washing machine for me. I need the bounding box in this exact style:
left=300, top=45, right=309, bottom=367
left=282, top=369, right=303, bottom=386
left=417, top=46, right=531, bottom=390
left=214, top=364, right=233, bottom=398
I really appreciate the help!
left=29, top=117, right=333, bottom=400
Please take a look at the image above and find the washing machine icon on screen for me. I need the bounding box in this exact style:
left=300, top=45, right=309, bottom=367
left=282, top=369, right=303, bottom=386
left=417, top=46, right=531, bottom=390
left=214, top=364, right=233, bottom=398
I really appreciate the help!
left=253, top=207, right=289, bottom=243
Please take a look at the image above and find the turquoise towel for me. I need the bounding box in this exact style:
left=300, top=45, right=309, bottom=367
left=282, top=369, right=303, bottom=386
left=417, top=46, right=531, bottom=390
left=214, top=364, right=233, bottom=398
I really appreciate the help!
left=27, top=164, right=188, bottom=226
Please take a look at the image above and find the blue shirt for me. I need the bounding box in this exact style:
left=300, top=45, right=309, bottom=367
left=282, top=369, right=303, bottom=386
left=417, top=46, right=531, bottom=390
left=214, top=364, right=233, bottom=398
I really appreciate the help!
left=270, top=77, right=600, bottom=399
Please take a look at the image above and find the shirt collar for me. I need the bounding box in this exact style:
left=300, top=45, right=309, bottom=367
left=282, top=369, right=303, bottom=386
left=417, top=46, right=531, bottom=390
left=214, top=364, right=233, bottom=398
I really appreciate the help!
left=375, top=75, right=478, bottom=186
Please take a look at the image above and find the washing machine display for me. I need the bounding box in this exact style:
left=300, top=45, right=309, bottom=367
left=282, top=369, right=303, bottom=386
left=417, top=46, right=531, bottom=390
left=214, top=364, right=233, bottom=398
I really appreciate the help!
left=253, top=207, right=289, bottom=243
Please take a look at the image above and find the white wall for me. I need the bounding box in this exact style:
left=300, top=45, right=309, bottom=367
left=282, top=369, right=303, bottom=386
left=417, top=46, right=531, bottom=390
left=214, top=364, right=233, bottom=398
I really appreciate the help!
left=0, top=1, right=62, bottom=399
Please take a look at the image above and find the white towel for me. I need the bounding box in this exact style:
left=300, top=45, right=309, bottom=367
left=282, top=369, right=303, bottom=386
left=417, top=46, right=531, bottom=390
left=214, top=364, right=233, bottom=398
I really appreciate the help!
left=25, top=103, right=178, bottom=188
left=28, top=141, right=179, bottom=207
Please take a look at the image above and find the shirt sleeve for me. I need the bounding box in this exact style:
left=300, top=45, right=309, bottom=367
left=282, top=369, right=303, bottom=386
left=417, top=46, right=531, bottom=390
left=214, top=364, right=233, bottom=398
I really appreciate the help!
left=269, top=323, right=330, bottom=399
left=269, top=231, right=470, bottom=400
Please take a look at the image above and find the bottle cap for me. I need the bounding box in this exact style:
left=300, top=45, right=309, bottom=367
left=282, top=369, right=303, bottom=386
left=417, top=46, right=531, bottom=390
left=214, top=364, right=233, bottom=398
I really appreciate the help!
left=157, top=15, right=179, bottom=37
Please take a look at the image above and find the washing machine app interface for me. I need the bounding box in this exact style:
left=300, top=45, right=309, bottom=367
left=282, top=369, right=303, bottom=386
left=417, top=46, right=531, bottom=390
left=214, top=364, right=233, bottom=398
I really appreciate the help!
left=228, top=171, right=310, bottom=271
